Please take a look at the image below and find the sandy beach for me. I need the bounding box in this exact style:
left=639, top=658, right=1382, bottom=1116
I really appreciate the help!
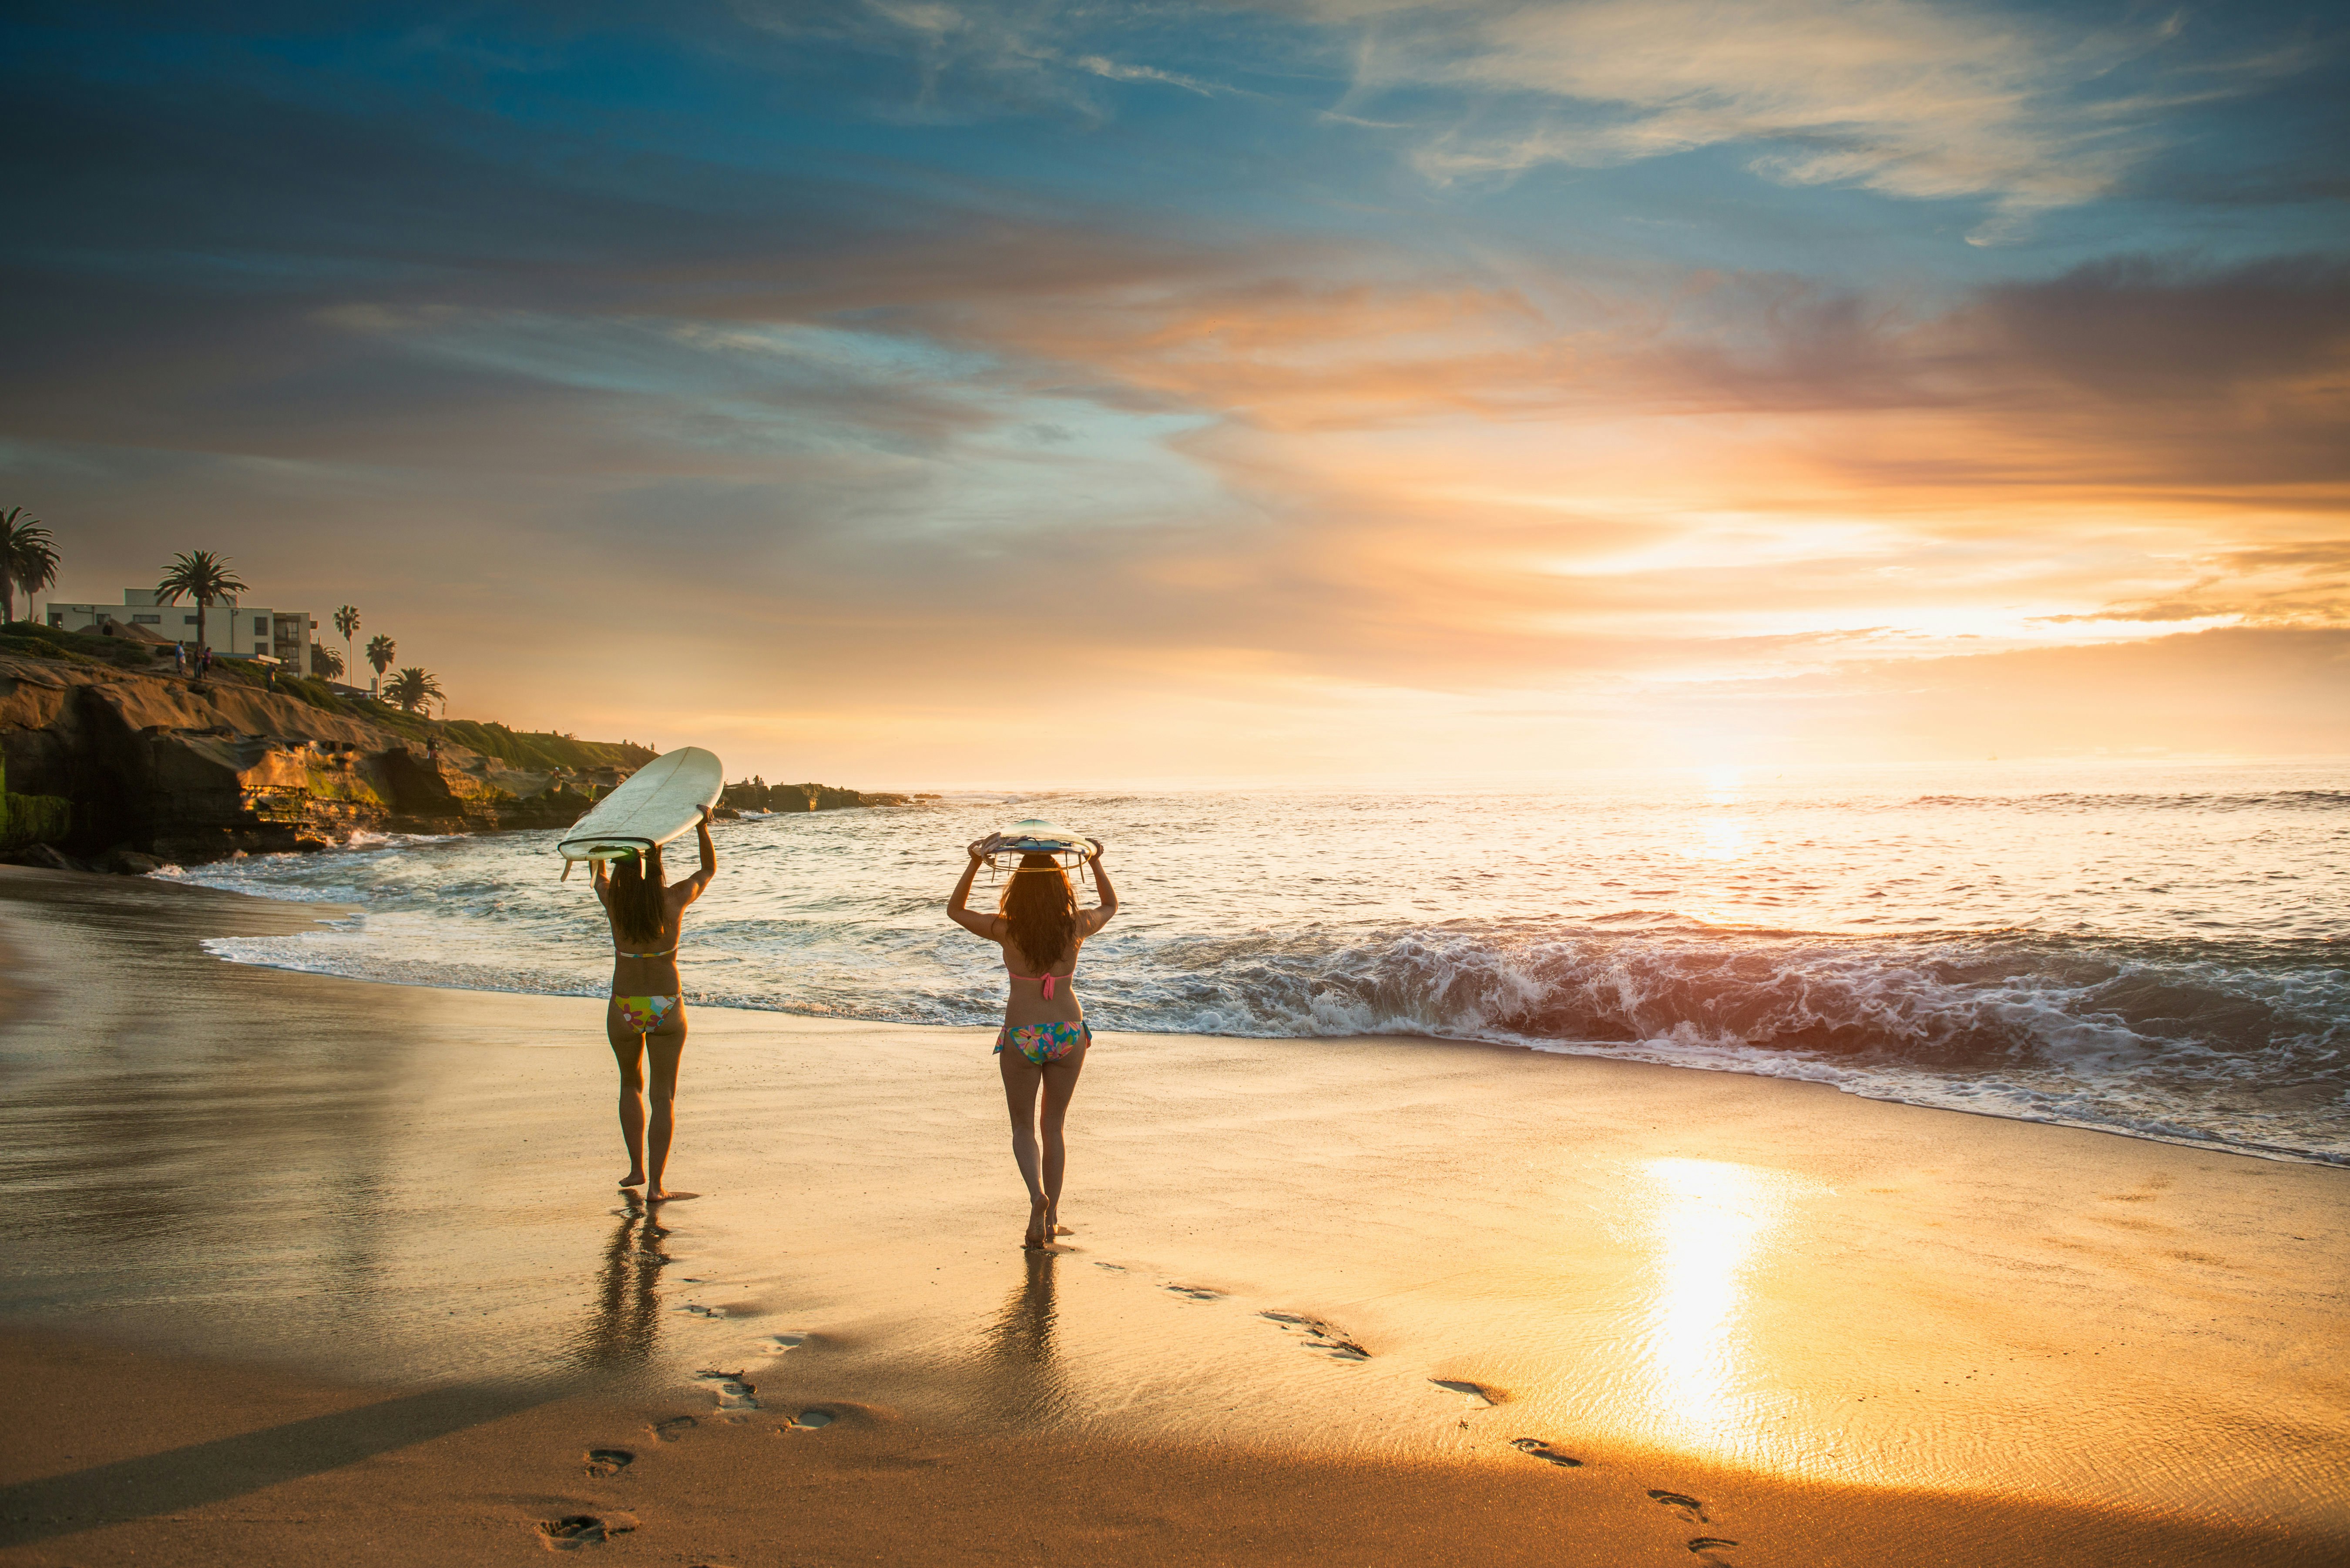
left=3, top=864, right=2346, bottom=1565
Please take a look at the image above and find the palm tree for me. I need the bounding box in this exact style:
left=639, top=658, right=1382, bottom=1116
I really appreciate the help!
left=333, top=605, right=359, bottom=684
left=1, top=507, right=60, bottom=625
left=385, top=666, right=443, bottom=714
left=311, top=644, right=345, bottom=680
left=155, top=549, right=250, bottom=667
left=365, top=634, right=396, bottom=694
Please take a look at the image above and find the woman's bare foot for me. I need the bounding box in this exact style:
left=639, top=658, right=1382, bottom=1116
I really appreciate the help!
left=619, top=1169, right=646, bottom=1188
left=1024, top=1197, right=1049, bottom=1249
left=647, top=1187, right=699, bottom=1203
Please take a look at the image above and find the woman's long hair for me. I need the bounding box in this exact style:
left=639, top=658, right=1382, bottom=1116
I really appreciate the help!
left=999, top=852, right=1078, bottom=974
left=609, top=850, right=668, bottom=947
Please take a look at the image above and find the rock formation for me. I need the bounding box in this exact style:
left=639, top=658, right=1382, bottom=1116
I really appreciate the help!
left=0, top=654, right=633, bottom=868
left=719, top=776, right=921, bottom=813
left=0, top=653, right=925, bottom=871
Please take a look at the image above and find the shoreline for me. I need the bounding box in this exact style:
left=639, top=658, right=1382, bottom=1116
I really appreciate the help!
left=4, top=865, right=2347, bottom=1562
left=164, top=865, right=2349, bottom=1170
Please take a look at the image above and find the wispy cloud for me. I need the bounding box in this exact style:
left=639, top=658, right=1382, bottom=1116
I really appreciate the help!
left=1316, top=0, right=2306, bottom=241
left=728, top=0, right=1234, bottom=117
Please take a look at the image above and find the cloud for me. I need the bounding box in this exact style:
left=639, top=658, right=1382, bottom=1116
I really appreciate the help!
left=1763, top=625, right=2350, bottom=760
left=1314, top=0, right=2308, bottom=241
left=1071, top=53, right=1223, bottom=94
left=5, top=10, right=2344, bottom=778
left=725, top=0, right=1235, bottom=118
left=1976, top=253, right=2350, bottom=395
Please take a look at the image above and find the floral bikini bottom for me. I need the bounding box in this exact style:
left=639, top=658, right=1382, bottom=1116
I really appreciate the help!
left=994, top=1020, right=1091, bottom=1065
left=612, top=994, right=679, bottom=1033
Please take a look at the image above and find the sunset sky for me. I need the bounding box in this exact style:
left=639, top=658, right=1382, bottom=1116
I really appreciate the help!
left=7, top=1, right=2346, bottom=784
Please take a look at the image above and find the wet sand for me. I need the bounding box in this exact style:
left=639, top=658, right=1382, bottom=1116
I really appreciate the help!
left=2, top=865, right=2346, bottom=1565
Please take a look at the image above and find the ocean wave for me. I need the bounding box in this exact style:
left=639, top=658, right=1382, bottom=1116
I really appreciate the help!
left=201, top=916, right=2350, bottom=1163
left=1900, top=790, right=2350, bottom=812
left=1085, top=925, right=2350, bottom=1162
left=159, top=773, right=2350, bottom=1165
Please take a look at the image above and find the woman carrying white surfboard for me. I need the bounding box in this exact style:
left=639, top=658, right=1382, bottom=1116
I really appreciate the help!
left=948, top=828, right=1118, bottom=1248
left=593, top=807, right=718, bottom=1202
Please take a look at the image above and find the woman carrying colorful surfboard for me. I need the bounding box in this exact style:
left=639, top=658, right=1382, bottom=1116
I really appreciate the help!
left=948, top=823, right=1119, bottom=1249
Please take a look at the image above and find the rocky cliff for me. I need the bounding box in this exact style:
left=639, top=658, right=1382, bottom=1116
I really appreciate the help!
left=0, top=654, right=632, bottom=868
left=0, top=653, right=925, bottom=871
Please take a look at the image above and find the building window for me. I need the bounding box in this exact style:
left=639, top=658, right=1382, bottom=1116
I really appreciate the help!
left=49, top=613, right=63, bottom=627
left=184, top=614, right=198, bottom=625
left=253, top=617, right=268, bottom=634
left=255, top=643, right=269, bottom=654
left=133, top=613, right=162, bottom=624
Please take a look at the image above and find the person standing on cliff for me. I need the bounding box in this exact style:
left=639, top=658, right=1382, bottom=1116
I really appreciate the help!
left=174, top=641, right=186, bottom=677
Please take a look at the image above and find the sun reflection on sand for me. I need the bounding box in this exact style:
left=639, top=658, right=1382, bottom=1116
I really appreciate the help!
left=1635, top=1158, right=1813, bottom=1454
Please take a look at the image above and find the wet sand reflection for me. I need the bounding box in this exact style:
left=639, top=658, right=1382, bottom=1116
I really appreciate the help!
left=967, top=1249, right=1072, bottom=1431
left=571, top=1197, right=668, bottom=1370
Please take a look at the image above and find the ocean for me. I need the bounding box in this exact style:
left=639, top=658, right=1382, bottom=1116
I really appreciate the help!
left=161, top=759, right=2350, bottom=1164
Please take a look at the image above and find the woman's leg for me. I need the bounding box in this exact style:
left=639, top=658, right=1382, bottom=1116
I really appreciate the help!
left=645, top=1005, right=693, bottom=1201
left=1038, top=1047, right=1086, bottom=1238
left=998, top=1049, right=1049, bottom=1246
left=606, top=1003, right=648, bottom=1187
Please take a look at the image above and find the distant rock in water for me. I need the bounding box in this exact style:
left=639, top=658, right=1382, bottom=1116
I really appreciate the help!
left=0, top=651, right=900, bottom=870
left=719, top=777, right=915, bottom=814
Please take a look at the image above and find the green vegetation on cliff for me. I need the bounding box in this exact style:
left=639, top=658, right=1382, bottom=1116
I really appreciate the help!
left=0, top=623, right=163, bottom=670
left=257, top=675, right=651, bottom=772
left=0, top=758, right=74, bottom=850
left=439, top=720, right=653, bottom=774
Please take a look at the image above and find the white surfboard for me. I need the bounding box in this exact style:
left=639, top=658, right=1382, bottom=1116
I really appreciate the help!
left=556, top=747, right=725, bottom=871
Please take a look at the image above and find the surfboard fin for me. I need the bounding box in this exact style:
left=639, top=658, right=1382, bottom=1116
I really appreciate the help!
left=561, top=860, right=574, bottom=881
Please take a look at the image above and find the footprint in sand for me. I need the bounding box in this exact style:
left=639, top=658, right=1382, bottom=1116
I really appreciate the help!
left=536, top=1512, right=638, bottom=1551
left=696, top=1369, right=759, bottom=1409
left=781, top=1409, right=835, bottom=1431
left=650, top=1416, right=698, bottom=1442
left=757, top=1331, right=812, bottom=1354
left=676, top=1302, right=726, bottom=1319
left=1650, top=1490, right=1709, bottom=1523
left=583, top=1448, right=634, bottom=1478
left=1508, top=1437, right=1584, bottom=1467
left=1428, top=1378, right=1498, bottom=1408
left=1164, top=1283, right=1224, bottom=1301
left=1259, top=1310, right=1370, bottom=1361
left=1687, top=1538, right=1741, bottom=1562
left=1094, top=1262, right=1128, bottom=1273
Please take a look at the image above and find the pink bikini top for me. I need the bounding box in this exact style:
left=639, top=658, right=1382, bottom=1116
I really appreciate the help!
left=1008, top=968, right=1075, bottom=998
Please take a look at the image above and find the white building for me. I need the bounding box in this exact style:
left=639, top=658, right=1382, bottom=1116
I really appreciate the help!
left=45, top=590, right=318, bottom=671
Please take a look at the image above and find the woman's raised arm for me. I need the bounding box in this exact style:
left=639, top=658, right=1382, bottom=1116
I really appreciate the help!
left=948, top=838, right=1005, bottom=938
left=1084, top=838, right=1118, bottom=932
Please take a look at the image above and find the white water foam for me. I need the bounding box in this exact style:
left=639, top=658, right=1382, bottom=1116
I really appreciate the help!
left=162, top=762, right=2350, bottom=1163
